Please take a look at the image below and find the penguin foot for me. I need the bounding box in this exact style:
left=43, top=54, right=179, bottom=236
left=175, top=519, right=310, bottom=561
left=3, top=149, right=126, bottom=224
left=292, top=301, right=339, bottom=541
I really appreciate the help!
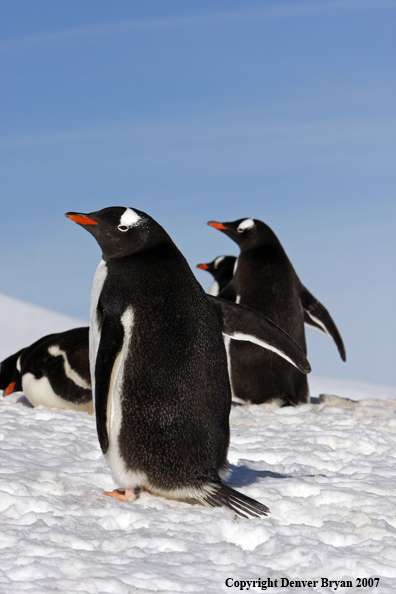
left=104, top=489, right=131, bottom=502
left=104, top=486, right=145, bottom=502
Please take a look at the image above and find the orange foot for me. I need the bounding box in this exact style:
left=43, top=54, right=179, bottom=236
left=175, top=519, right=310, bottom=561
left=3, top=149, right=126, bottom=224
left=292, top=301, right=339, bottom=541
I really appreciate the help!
left=104, top=487, right=148, bottom=503
left=104, top=489, right=131, bottom=502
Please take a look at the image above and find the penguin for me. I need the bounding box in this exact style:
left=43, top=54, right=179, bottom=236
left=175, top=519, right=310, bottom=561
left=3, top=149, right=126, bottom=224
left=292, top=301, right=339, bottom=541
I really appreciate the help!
left=1, top=328, right=92, bottom=413
left=197, top=256, right=237, bottom=297
left=66, top=206, right=311, bottom=518
left=208, top=218, right=346, bottom=406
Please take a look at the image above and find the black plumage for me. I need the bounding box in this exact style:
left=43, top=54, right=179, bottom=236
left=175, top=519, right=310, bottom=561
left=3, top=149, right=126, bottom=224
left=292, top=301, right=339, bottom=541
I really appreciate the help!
left=208, top=218, right=346, bottom=405
left=66, top=207, right=311, bottom=517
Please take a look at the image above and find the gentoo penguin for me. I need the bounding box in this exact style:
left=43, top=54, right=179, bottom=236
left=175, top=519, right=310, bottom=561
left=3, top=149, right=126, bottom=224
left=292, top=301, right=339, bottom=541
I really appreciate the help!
left=197, top=256, right=237, bottom=296
left=66, top=206, right=311, bottom=518
left=208, top=218, right=346, bottom=406
left=1, top=328, right=92, bottom=413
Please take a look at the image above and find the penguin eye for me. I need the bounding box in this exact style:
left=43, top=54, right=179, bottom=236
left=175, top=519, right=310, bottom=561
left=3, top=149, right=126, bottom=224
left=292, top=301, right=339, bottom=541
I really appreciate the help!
left=237, top=227, right=245, bottom=233
left=118, top=225, right=129, bottom=232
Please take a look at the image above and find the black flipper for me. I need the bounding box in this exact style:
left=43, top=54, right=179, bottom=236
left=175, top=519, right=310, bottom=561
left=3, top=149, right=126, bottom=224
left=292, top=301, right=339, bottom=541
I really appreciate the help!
left=300, top=285, right=346, bottom=362
left=208, top=295, right=311, bottom=374
left=94, top=313, right=125, bottom=454
left=195, top=482, right=269, bottom=519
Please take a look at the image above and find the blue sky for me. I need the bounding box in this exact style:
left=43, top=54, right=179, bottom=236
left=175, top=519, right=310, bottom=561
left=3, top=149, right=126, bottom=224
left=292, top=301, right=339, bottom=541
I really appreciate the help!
left=1, top=0, right=395, bottom=385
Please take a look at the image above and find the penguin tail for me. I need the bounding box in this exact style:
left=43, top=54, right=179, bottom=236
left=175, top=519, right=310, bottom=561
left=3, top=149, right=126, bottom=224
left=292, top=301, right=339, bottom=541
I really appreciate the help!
left=195, top=483, right=269, bottom=519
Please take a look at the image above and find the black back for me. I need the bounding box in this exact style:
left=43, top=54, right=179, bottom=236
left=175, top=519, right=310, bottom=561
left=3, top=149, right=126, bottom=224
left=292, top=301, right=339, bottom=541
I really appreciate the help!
left=111, top=246, right=230, bottom=489
left=2, top=328, right=91, bottom=404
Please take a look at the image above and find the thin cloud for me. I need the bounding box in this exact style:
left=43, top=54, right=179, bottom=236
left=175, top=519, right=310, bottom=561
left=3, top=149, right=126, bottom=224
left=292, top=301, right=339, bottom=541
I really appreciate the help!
left=1, top=0, right=393, bottom=53
left=7, top=119, right=395, bottom=146
left=3, top=115, right=392, bottom=181
left=1, top=83, right=393, bottom=150
left=1, top=117, right=392, bottom=171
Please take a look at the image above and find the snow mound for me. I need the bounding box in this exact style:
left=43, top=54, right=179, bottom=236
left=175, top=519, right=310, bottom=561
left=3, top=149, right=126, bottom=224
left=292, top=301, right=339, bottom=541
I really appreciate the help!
left=0, top=293, right=88, bottom=361
left=309, top=375, right=396, bottom=401
left=1, top=394, right=396, bottom=593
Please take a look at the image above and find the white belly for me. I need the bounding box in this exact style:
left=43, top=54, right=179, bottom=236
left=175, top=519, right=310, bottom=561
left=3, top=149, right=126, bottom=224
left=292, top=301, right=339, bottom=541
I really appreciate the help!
left=89, top=259, right=108, bottom=396
left=21, top=373, right=93, bottom=413
left=208, top=280, right=219, bottom=296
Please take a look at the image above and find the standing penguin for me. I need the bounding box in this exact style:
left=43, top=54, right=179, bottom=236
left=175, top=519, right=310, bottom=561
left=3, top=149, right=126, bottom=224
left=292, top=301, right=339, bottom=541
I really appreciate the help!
left=208, top=218, right=346, bottom=406
left=66, top=206, right=311, bottom=518
left=1, top=328, right=92, bottom=412
left=197, top=256, right=237, bottom=297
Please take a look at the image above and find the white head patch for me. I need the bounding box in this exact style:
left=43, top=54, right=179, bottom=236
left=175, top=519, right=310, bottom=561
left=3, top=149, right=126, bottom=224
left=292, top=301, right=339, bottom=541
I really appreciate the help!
left=214, top=256, right=225, bottom=269
left=118, top=208, right=142, bottom=232
left=237, top=218, right=255, bottom=233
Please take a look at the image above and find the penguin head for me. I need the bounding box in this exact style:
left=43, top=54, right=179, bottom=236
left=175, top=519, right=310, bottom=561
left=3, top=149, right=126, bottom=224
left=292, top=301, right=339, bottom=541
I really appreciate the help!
left=4, top=371, right=22, bottom=395
left=197, top=255, right=236, bottom=276
left=0, top=348, right=24, bottom=394
left=208, top=218, right=278, bottom=250
left=2, top=363, right=22, bottom=396
left=65, top=207, right=170, bottom=260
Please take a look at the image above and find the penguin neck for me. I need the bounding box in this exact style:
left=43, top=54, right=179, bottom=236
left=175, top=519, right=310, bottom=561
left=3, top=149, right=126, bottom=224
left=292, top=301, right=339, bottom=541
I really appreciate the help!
left=101, top=237, right=174, bottom=264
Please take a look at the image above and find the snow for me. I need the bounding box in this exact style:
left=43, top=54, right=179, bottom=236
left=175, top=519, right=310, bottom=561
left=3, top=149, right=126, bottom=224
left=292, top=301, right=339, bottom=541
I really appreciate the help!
left=309, top=376, right=396, bottom=403
left=0, top=293, right=88, bottom=362
left=1, top=294, right=396, bottom=593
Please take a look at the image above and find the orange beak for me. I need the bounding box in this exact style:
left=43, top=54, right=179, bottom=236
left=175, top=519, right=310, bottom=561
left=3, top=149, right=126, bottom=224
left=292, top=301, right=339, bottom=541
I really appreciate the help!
left=4, top=381, right=16, bottom=396
left=208, top=221, right=228, bottom=230
left=197, top=264, right=209, bottom=270
left=65, top=214, right=98, bottom=225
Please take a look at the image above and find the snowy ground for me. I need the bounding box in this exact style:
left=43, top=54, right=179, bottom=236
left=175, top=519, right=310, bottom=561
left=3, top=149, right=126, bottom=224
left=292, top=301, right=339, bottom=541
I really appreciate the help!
left=1, top=295, right=396, bottom=593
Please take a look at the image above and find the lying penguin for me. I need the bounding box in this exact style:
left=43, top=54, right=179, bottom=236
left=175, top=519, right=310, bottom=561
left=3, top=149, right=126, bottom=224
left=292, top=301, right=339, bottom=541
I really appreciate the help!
left=197, top=256, right=237, bottom=297
left=66, top=206, right=311, bottom=518
left=208, top=218, right=346, bottom=406
left=0, top=327, right=92, bottom=413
